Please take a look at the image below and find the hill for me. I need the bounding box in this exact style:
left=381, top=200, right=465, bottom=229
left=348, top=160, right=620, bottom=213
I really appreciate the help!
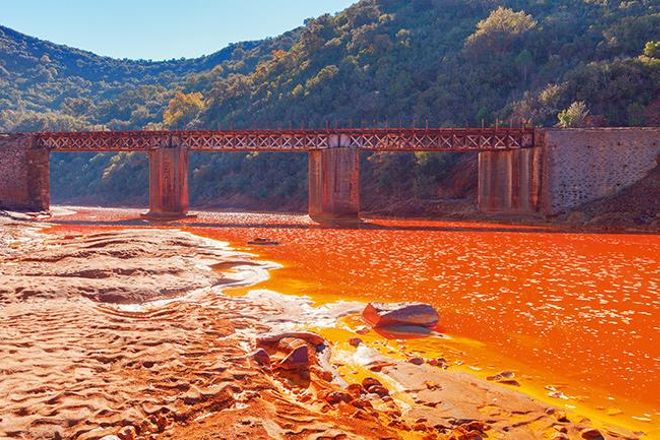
left=1, top=0, right=658, bottom=214
left=0, top=24, right=298, bottom=130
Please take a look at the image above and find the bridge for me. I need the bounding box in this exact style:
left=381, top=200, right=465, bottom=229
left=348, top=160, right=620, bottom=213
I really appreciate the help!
left=32, top=128, right=533, bottom=152
left=0, top=127, right=657, bottom=220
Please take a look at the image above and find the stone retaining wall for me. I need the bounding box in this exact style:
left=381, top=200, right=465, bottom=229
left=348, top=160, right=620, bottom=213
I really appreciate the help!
left=539, top=128, right=659, bottom=215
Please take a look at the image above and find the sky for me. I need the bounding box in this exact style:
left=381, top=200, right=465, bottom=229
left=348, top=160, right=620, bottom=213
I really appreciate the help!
left=1, top=0, right=356, bottom=60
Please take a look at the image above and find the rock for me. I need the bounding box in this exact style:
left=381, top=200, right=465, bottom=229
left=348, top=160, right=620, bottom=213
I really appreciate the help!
left=276, top=345, right=310, bottom=371
left=247, top=237, right=279, bottom=246
left=362, top=302, right=439, bottom=328
left=368, top=361, right=395, bottom=372
left=486, top=371, right=515, bottom=381
left=100, top=436, right=121, bottom=440
left=368, top=385, right=390, bottom=397
left=362, top=377, right=383, bottom=390
left=348, top=337, right=362, bottom=347
left=580, top=428, right=605, bottom=440
left=355, top=326, right=370, bottom=335
left=251, top=348, right=270, bottom=366
left=352, top=397, right=373, bottom=410
left=555, top=411, right=570, bottom=423
left=361, top=377, right=390, bottom=397
left=323, top=390, right=353, bottom=405
left=311, top=365, right=334, bottom=382
left=118, top=426, right=137, bottom=440
left=256, top=331, right=326, bottom=348
left=346, top=383, right=365, bottom=397
left=152, top=415, right=167, bottom=432
left=408, top=357, right=424, bottom=365
left=428, top=357, right=448, bottom=368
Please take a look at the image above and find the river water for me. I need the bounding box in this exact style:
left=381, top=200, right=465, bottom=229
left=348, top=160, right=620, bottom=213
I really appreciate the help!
left=47, top=207, right=659, bottom=435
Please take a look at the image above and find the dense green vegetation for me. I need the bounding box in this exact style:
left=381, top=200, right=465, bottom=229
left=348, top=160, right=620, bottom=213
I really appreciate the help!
left=2, top=0, right=658, bottom=212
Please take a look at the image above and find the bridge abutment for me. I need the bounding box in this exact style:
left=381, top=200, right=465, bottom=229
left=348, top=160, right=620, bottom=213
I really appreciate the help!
left=0, top=134, right=50, bottom=212
left=537, top=128, right=659, bottom=216
left=144, top=145, right=190, bottom=219
left=308, top=148, right=360, bottom=222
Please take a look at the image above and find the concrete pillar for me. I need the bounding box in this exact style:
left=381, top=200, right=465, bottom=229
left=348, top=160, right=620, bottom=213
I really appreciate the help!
left=478, top=148, right=541, bottom=215
left=0, top=134, right=50, bottom=212
left=145, top=145, right=189, bottom=218
left=308, top=148, right=360, bottom=222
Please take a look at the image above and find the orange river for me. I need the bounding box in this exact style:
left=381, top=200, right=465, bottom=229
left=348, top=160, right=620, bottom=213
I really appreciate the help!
left=45, top=207, right=659, bottom=436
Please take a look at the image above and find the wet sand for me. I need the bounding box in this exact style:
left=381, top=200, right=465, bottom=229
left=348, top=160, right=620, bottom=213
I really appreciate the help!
left=1, top=207, right=657, bottom=439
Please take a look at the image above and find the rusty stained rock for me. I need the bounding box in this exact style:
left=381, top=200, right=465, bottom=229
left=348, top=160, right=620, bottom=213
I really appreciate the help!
left=362, top=302, right=439, bottom=329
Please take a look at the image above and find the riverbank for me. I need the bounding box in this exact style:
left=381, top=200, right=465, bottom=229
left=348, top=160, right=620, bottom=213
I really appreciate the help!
left=1, top=208, right=657, bottom=439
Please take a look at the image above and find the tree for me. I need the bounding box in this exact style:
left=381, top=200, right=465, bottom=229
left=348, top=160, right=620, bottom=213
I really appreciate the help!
left=466, top=7, right=537, bottom=53
left=557, top=101, right=590, bottom=128
left=163, top=92, right=206, bottom=129
left=643, top=41, right=659, bottom=59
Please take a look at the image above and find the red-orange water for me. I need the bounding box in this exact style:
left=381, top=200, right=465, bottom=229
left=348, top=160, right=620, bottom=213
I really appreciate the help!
left=47, top=207, right=659, bottom=434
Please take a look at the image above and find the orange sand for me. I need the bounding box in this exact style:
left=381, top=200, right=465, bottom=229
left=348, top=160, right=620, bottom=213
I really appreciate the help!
left=46, top=207, right=660, bottom=435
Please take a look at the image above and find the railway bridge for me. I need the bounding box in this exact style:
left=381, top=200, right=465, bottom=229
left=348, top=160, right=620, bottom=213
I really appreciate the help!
left=0, top=127, right=657, bottom=220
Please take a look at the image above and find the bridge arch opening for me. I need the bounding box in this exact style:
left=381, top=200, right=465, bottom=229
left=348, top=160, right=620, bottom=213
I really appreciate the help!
left=359, top=151, right=476, bottom=216
left=188, top=151, right=308, bottom=214
left=50, top=152, right=149, bottom=209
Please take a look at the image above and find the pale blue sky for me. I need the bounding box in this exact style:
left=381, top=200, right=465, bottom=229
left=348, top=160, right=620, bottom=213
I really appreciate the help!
left=1, top=0, right=355, bottom=60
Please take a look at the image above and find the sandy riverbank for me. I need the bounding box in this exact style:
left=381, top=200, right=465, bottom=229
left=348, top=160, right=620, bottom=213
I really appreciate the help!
left=0, top=212, right=650, bottom=439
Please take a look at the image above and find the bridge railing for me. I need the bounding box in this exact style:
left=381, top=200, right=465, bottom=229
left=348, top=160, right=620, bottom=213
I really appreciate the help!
left=30, top=128, right=534, bottom=152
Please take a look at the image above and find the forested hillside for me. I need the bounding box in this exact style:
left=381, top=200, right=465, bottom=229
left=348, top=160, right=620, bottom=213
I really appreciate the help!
left=0, top=25, right=298, bottom=130
left=2, top=0, right=658, bottom=213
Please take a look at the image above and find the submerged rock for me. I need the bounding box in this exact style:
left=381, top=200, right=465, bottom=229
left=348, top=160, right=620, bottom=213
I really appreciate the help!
left=248, top=237, right=280, bottom=246
left=580, top=428, right=604, bottom=440
left=348, top=337, right=362, bottom=347
left=362, top=302, right=439, bottom=329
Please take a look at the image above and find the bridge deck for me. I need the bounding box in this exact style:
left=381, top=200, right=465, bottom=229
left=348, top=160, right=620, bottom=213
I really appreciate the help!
left=27, top=128, right=534, bottom=152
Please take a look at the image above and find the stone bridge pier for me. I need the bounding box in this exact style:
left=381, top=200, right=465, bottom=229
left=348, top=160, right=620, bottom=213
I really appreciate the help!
left=145, top=144, right=190, bottom=218
left=308, top=147, right=360, bottom=222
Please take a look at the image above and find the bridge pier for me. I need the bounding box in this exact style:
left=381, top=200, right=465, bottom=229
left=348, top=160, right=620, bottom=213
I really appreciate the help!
left=477, top=148, right=542, bottom=214
left=0, top=134, right=50, bottom=212
left=308, top=148, right=360, bottom=222
left=144, top=145, right=190, bottom=219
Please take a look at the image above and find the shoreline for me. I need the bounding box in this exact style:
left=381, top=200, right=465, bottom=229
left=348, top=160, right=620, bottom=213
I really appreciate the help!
left=1, top=208, right=656, bottom=439
left=35, top=202, right=660, bottom=234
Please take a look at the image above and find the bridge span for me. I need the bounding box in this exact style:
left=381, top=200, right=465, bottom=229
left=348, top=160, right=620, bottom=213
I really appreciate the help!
left=32, top=128, right=533, bottom=152
left=0, top=127, right=657, bottom=220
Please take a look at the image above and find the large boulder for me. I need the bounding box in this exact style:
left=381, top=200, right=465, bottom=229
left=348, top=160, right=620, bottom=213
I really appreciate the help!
left=362, top=302, right=439, bottom=328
